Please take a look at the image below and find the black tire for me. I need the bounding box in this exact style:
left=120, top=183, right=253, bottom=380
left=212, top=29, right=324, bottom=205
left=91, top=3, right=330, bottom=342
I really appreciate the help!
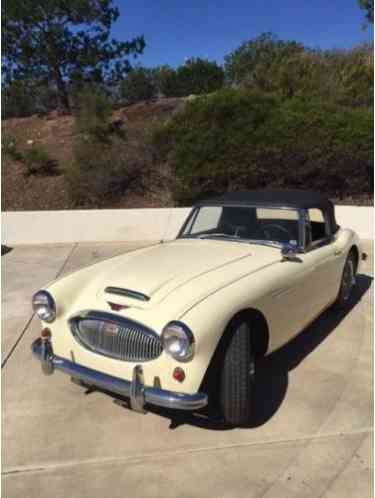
left=219, top=320, right=254, bottom=426
left=335, top=251, right=357, bottom=309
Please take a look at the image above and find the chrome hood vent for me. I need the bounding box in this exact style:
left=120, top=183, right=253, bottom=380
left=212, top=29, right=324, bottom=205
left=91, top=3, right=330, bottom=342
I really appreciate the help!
left=104, top=286, right=150, bottom=302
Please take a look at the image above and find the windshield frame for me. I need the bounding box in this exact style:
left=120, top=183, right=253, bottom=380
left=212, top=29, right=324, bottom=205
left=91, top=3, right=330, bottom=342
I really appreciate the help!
left=177, top=203, right=306, bottom=251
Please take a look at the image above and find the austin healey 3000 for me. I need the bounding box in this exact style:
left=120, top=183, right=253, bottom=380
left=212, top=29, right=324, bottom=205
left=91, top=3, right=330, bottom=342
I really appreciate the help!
left=31, top=190, right=365, bottom=426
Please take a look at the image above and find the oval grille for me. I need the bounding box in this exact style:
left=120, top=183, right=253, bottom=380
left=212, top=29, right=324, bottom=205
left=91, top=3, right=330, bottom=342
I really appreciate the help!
left=69, top=311, right=162, bottom=362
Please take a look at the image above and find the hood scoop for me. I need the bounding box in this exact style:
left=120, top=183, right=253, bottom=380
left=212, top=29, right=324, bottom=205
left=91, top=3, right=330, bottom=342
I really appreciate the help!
left=104, top=286, right=150, bottom=302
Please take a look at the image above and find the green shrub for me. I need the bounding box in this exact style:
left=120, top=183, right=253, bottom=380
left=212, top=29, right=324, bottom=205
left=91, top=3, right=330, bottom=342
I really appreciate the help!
left=2, top=135, right=23, bottom=161
left=67, top=139, right=123, bottom=205
left=224, top=33, right=304, bottom=88
left=152, top=89, right=373, bottom=204
left=2, top=80, right=59, bottom=119
left=66, top=133, right=151, bottom=206
left=157, top=58, right=224, bottom=98
left=74, top=88, right=114, bottom=142
left=224, top=34, right=373, bottom=108
left=23, top=146, right=58, bottom=176
left=120, top=67, right=157, bottom=104
left=67, top=90, right=146, bottom=206
left=151, top=65, right=176, bottom=97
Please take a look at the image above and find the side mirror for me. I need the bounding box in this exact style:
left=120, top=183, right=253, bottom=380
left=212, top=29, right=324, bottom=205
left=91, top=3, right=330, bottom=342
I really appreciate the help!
left=281, top=242, right=300, bottom=262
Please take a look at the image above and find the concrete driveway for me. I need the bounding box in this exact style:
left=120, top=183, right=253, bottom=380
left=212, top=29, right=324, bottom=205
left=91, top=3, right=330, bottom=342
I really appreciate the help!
left=2, top=241, right=373, bottom=498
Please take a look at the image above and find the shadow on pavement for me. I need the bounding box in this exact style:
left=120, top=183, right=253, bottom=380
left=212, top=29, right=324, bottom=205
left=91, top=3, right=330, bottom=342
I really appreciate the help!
left=83, top=273, right=373, bottom=431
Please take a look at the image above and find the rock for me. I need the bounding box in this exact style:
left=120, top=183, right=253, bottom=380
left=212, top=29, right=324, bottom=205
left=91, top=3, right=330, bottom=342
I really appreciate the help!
left=109, top=119, right=125, bottom=134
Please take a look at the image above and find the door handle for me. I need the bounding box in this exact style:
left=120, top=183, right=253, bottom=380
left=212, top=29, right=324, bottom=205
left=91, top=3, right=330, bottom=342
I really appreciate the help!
left=334, top=249, right=342, bottom=256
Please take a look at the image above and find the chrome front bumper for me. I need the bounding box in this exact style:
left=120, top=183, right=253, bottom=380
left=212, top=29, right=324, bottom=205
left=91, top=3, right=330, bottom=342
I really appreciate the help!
left=31, top=338, right=208, bottom=412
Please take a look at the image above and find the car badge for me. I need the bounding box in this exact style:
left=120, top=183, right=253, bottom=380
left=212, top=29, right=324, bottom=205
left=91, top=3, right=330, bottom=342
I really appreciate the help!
left=107, top=302, right=130, bottom=311
left=103, top=322, right=120, bottom=335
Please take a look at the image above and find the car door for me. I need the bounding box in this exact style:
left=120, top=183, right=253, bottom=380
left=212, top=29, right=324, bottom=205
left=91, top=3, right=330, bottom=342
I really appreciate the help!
left=266, top=251, right=320, bottom=351
left=257, top=208, right=318, bottom=351
left=300, top=208, right=340, bottom=318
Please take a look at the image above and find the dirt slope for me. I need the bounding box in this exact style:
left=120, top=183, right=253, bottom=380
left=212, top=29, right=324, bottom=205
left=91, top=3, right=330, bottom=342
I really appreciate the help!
left=2, top=98, right=184, bottom=211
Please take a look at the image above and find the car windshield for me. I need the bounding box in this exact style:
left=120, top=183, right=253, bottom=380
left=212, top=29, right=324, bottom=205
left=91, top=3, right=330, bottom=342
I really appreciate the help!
left=179, top=205, right=300, bottom=247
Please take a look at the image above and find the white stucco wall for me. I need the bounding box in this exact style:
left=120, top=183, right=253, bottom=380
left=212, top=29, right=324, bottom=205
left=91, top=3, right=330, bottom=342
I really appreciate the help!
left=1, top=208, right=190, bottom=245
left=1, top=205, right=373, bottom=245
left=335, top=206, right=373, bottom=240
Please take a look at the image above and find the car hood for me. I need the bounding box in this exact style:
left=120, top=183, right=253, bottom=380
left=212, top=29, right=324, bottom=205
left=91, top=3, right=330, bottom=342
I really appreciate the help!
left=93, top=239, right=280, bottom=310
left=49, top=239, right=282, bottom=325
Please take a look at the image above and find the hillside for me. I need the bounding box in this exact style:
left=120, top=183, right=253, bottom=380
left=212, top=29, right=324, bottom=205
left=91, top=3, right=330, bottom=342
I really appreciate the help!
left=2, top=98, right=185, bottom=211
left=2, top=93, right=373, bottom=211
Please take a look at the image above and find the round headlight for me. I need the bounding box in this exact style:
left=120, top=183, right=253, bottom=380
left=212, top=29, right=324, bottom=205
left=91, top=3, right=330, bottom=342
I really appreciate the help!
left=32, top=290, right=56, bottom=323
left=161, top=321, right=194, bottom=362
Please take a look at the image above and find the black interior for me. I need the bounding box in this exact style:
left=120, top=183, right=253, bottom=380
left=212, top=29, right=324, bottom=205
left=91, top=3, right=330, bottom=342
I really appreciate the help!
left=310, top=221, right=327, bottom=242
left=216, top=207, right=299, bottom=243
left=185, top=205, right=329, bottom=246
left=255, top=219, right=299, bottom=243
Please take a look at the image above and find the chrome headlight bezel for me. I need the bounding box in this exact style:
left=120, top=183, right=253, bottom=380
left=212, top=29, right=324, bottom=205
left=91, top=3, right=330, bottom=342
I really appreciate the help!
left=161, top=321, right=195, bottom=362
left=32, top=290, right=56, bottom=323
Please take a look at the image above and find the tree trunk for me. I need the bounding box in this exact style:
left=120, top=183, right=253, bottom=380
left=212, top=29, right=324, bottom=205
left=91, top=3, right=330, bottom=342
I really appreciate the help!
left=53, top=67, right=70, bottom=112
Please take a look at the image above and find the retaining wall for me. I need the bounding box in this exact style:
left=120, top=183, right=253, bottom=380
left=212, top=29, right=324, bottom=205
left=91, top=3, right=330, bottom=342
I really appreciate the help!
left=2, top=206, right=373, bottom=245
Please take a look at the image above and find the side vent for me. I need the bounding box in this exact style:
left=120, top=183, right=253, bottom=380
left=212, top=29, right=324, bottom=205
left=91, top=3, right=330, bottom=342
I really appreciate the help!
left=104, top=287, right=150, bottom=302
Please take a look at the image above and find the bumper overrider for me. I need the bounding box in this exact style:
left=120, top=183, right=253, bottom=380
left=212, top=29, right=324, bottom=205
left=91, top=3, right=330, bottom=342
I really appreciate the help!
left=31, top=338, right=208, bottom=413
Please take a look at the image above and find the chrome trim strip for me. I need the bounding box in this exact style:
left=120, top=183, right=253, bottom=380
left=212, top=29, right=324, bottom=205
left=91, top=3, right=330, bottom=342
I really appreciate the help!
left=298, top=208, right=307, bottom=252
left=31, top=338, right=208, bottom=411
left=270, top=286, right=295, bottom=299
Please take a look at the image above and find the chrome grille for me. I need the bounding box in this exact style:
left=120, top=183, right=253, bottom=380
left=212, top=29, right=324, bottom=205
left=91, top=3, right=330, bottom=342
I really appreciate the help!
left=69, top=311, right=162, bottom=362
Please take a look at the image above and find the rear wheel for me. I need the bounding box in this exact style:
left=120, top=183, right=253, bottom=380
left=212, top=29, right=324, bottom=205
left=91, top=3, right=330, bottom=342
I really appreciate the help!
left=335, top=252, right=357, bottom=309
left=219, top=321, right=254, bottom=426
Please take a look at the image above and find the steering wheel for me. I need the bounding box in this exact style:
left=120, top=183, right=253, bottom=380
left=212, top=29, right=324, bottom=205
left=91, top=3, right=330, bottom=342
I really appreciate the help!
left=220, top=222, right=248, bottom=237
left=254, top=224, right=292, bottom=242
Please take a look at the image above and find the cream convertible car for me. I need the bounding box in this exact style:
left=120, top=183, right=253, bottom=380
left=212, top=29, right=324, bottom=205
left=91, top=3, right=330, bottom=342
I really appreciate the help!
left=31, top=190, right=365, bottom=426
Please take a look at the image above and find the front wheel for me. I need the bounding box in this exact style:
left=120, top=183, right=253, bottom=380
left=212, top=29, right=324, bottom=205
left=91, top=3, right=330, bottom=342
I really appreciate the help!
left=219, top=321, right=255, bottom=426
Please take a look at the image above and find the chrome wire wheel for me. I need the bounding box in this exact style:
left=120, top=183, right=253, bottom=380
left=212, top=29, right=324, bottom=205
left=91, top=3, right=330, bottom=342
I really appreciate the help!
left=341, top=259, right=356, bottom=303
left=335, top=252, right=358, bottom=310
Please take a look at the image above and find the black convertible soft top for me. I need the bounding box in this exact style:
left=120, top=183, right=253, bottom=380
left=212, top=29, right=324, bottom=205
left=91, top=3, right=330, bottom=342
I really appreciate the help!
left=198, top=190, right=339, bottom=233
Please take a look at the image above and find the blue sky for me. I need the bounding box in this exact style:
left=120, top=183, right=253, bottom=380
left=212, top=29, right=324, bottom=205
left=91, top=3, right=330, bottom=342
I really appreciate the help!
left=111, top=0, right=374, bottom=68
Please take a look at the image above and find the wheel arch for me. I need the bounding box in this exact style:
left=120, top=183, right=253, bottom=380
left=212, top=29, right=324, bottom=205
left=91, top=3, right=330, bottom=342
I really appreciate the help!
left=225, top=308, right=270, bottom=358
left=349, top=244, right=359, bottom=272
left=199, top=307, right=269, bottom=394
